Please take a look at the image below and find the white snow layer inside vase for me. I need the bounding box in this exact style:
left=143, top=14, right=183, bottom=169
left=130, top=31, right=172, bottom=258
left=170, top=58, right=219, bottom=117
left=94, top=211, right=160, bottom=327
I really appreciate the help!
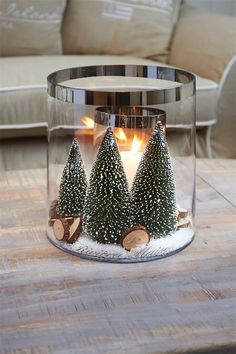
left=48, top=224, right=194, bottom=261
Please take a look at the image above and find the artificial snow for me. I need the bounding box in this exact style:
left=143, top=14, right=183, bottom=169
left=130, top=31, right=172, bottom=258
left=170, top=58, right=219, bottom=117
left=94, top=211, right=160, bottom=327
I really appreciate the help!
left=47, top=224, right=194, bottom=262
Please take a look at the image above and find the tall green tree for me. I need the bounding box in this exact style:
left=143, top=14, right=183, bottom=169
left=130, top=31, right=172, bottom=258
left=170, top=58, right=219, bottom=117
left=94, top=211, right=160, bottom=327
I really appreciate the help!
left=56, top=138, right=87, bottom=217
left=131, top=123, right=177, bottom=238
left=84, top=127, right=133, bottom=244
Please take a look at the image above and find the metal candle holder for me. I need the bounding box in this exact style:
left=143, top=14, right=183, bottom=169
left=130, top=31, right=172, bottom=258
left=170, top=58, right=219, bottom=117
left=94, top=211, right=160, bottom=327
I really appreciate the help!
left=94, top=106, right=166, bottom=129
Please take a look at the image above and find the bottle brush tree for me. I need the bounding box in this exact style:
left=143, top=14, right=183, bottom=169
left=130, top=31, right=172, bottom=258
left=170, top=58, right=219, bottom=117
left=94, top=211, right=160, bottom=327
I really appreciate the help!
left=84, top=127, right=133, bottom=244
left=131, top=122, right=177, bottom=238
left=56, top=138, right=87, bottom=217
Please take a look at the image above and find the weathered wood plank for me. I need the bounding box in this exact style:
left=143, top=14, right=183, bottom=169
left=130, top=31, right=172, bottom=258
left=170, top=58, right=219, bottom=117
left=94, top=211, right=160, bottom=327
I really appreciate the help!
left=197, top=159, right=236, bottom=206
left=0, top=159, right=235, bottom=354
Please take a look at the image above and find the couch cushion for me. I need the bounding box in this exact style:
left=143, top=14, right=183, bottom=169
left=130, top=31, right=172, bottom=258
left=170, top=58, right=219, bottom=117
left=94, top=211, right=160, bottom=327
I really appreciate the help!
left=0, top=0, right=66, bottom=56
left=0, top=55, right=218, bottom=139
left=0, top=137, right=47, bottom=171
left=169, top=4, right=236, bottom=82
left=62, top=0, right=181, bottom=63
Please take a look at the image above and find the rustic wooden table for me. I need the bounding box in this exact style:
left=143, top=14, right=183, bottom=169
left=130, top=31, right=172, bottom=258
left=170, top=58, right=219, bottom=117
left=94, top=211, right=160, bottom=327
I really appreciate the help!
left=0, top=159, right=235, bottom=354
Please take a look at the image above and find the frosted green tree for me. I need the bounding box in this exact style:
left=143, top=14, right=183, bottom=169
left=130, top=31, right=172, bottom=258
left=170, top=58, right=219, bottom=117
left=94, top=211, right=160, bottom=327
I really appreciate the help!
left=56, top=138, right=87, bottom=217
left=131, top=123, right=177, bottom=238
left=84, top=127, right=133, bottom=244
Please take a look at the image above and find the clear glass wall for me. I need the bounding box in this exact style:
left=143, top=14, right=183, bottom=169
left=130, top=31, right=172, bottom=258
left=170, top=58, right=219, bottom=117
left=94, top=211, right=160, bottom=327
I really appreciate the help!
left=47, top=65, right=196, bottom=263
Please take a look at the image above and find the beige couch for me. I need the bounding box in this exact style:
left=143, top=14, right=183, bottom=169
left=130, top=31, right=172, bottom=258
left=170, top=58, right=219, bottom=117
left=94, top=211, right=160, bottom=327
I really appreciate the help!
left=0, top=1, right=235, bottom=170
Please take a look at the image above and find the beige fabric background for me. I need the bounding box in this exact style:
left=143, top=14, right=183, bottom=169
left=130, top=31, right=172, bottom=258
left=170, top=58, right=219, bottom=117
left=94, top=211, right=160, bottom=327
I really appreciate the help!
left=62, top=0, right=181, bottom=62
left=0, top=0, right=66, bottom=56
left=211, top=57, right=236, bottom=158
left=0, top=55, right=217, bottom=136
left=169, top=4, right=236, bottom=82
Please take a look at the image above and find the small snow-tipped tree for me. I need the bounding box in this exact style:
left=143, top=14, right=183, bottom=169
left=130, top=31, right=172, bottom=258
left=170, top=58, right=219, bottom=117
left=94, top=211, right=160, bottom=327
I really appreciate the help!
left=56, top=138, right=87, bottom=217
left=84, top=127, right=133, bottom=244
left=131, top=123, right=177, bottom=238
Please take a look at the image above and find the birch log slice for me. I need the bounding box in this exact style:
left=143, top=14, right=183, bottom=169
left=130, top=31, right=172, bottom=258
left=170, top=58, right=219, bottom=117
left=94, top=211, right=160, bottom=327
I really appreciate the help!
left=176, top=210, right=180, bottom=221
left=48, top=218, right=56, bottom=227
left=176, top=219, right=190, bottom=229
left=49, top=200, right=58, bottom=218
left=178, top=208, right=188, bottom=219
left=53, top=219, right=70, bottom=241
left=121, top=226, right=150, bottom=251
left=67, top=217, right=83, bottom=244
left=66, top=217, right=75, bottom=226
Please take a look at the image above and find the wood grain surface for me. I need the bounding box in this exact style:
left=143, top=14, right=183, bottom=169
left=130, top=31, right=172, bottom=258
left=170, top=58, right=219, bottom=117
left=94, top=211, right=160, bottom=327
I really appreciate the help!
left=0, top=159, right=236, bottom=354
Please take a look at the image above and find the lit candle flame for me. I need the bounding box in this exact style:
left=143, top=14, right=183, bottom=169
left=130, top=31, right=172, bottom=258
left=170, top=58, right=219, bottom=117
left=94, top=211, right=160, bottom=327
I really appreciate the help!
left=131, top=135, right=142, bottom=154
left=81, top=116, right=94, bottom=128
left=114, top=128, right=127, bottom=142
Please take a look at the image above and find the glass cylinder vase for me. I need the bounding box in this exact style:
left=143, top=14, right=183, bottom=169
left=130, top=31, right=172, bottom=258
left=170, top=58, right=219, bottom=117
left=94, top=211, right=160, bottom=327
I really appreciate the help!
left=47, top=65, right=196, bottom=263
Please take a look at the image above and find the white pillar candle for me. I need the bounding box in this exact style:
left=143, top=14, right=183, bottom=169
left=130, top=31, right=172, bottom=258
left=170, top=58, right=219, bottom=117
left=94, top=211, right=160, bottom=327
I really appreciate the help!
left=120, top=151, right=142, bottom=189
left=120, top=135, right=142, bottom=189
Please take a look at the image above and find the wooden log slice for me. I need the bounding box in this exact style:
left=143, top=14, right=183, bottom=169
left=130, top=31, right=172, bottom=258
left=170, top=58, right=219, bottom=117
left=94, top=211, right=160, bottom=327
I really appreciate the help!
left=67, top=216, right=83, bottom=244
left=176, top=210, right=180, bottom=221
left=120, top=225, right=150, bottom=251
left=65, top=217, right=74, bottom=226
left=53, top=219, right=70, bottom=241
left=50, top=217, right=74, bottom=228
left=178, top=208, right=188, bottom=219
left=176, top=219, right=190, bottom=229
left=48, top=218, right=56, bottom=227
left=49, top=200, right=58, bottom=219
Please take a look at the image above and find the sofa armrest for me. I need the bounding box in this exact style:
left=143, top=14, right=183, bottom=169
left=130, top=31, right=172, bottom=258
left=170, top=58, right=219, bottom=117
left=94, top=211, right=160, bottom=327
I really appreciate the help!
left=168, top=4, right=236, bottom=82
left=211, top=54, right=236, bottom=158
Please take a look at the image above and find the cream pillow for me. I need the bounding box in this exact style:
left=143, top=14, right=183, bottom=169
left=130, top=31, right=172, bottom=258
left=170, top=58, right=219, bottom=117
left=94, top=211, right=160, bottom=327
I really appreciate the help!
left=0, top=0, right=66, bottom=56
left=62, top=0, right=181, bottom=63
left=169, top=4, right=236, bottom=82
